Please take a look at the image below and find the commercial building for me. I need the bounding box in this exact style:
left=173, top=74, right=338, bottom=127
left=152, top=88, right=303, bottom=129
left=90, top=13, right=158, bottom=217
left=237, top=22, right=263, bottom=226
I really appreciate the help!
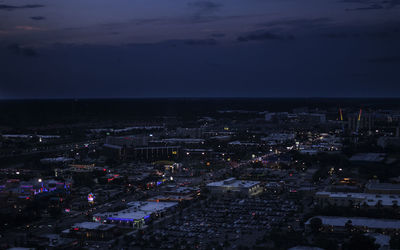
left=103, top=144, right=124, bottom=160
left=347, top=112, right=374, bottom=133
left=261, top=133, right=295, bottom=143
left=298, top=113, right=326, bottom=124
left=105, top=135, right=149, bottom=147
left=103, top=139, right=180, bottom=161
left=130, top=146, right=180, bottom=161
left=349, top=153, right=386, bottom=164
left=0, top=178, right=71, bottom=197
left=315, top=191, right=400, bottom=208
left=206, top=178, right=262, bottom=197
left=93, top=201, right=178, bottom=228
left=365, top=183, right=400, bottom=194
left=150, top=138, right=205, bottom=145
left=62, top=222, right=116, bottom=241
left=40, top=157, right=74, bottom=165
left=377, top=136, right=400, bottom=148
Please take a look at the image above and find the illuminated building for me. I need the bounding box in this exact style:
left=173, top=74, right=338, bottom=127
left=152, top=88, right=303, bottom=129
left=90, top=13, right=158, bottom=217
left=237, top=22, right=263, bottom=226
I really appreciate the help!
left=206, top=178, right=262, bottom=197
left=93, top=201, right=178, bottom=228
left=87, top=193, right=95, bottom=204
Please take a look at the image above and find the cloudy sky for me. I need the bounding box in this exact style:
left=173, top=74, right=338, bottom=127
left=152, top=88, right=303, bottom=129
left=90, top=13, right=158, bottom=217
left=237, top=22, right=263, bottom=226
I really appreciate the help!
left=0, top=0, right=399, bottom=98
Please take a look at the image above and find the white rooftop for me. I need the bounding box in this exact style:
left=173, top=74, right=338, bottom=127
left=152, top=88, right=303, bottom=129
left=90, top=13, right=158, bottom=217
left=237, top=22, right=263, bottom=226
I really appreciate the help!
left=316, top=191, right=400, bottom=206
left=94, top=201, right=178, bottom=221
left=126, top=201, right=178, bottom=212
left=206, top=178, right=260, bottom=189
left=73, top=222, right=114, bottom=230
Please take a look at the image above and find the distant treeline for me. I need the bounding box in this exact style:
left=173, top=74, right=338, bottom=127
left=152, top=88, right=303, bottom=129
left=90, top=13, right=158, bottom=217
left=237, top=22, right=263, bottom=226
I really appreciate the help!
left=1, top=98, right=400, bottom=127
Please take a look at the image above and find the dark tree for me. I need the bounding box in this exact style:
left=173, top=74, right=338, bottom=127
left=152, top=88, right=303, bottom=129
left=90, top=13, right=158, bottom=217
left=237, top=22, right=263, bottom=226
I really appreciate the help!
left=343, top=234, right=380, bottom=250
left=390, top=235, right=400, bottom=249
left=310, top=217, right=323, bottom=233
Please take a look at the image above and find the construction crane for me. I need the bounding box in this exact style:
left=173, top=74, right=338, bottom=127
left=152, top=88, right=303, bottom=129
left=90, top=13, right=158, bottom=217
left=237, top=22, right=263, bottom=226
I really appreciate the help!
left=339, top=108, right=345, bottom=133
left=352, top=108, right=362, bottom=144
left=356, top=109, right=362, bottom=135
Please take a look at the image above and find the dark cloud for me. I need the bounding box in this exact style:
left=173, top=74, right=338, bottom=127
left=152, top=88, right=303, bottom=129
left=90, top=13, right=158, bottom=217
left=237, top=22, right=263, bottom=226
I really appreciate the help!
left=320, top=21, right=400, bottom=39
left=210, top=33, right=225, bottom=38
left=124, top=38, right=218, bottom=48
left=384, top=0, right=400, bottom=8
left=6, top=44, right=38, bottom=57
left=342, top=0, right=400, bottom=10
left=189, top=1, right=222, bottom=11
left=155, top=39, right=218, bottom=47
left=30, top=16, right=46, bottom=21
left=0, top=4, right=44, bottom=10
left=237, top=30, right=294, bottom=42
left=346, top=3, right=383, bottom=11
left=184, top=39, right=217, bottom=45
left=322, top=32, right=361, bottom=38
left=259, top=18, right=332, bottom=29
left=322, top=29, right=400, bottom=39
left=188, top=0, right=222, bottom=18
left=368, top=56, right=400, bottom=63
left=97, top=15, right=245, bottom=31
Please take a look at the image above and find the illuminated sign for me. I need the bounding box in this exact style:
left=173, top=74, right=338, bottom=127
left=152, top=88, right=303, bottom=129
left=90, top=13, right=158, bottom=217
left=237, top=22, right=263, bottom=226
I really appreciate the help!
left=87, top=193, right=95, bottom=203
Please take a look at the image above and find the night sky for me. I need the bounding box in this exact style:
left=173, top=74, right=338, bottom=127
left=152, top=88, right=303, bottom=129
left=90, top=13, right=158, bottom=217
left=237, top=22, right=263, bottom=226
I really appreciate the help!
left=1, top=0, right=399, bottom=98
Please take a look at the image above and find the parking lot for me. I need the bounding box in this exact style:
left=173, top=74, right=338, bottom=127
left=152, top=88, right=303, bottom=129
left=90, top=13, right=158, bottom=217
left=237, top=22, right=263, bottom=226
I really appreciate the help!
left=130, top=194, right=300, bottom=249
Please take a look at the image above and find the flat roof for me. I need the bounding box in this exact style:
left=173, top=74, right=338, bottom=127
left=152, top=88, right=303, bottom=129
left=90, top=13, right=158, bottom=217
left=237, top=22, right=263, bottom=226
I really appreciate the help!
left=126, top=201, right=178, bottom=212
left=94, top=201, right=178, bottom=221
left=316, top=191, right=400, bottom=206
left=103, top=144, right=123, bottom=150
left=366, top=183, right=400, bottom=191
left=206, top=178, right=260, bottom=189
left=73, top=222, right=115, bottom=230
left=349, top=153, right=385, bottom=162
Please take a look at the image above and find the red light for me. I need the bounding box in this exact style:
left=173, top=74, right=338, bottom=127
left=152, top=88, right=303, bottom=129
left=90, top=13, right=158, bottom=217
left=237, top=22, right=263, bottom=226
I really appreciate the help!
left=103, top=168, right=107, bottom=172
left=73, top=228, right=79, bottom=231
left=26, top=197, right=30, bottom=200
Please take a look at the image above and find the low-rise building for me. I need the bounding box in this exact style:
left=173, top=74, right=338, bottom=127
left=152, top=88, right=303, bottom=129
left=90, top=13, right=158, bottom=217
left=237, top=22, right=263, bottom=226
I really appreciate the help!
left=93, top=201, right=178, bottom=228
left=366, top=182, right=400, bottom=194
left=206, top=178, right=262, bottom=197
left=62, top=222, right=117, bottom=241
left=315, top=191, right=400, bottom=208
left=349, top=153, right=386, bottom=164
